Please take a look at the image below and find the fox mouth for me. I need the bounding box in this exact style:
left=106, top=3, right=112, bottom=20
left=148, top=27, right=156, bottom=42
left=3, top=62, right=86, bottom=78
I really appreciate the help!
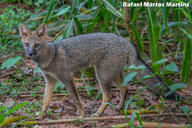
left=26, top=53, right=36, bottom=59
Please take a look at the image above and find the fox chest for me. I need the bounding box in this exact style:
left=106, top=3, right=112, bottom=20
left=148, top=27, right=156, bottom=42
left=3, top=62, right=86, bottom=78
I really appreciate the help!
left=41, top=68, right=60, bottom=81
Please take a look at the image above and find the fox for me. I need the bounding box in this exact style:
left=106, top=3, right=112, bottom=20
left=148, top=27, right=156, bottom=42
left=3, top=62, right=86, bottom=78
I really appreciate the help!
left=19, top=23, right=181, bottom=117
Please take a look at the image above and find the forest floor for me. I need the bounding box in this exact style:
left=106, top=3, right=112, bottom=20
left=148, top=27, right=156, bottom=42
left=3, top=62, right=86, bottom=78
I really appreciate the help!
left=1, top=59, right=192, bottom=127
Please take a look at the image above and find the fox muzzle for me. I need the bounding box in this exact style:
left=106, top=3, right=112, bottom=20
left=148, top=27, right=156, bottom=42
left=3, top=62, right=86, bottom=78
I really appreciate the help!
left=25, top=47, right=36, bottom=57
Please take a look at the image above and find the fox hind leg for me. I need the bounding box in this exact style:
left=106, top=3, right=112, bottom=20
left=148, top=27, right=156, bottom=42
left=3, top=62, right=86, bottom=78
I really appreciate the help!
left=93, top=65, right=115, bottom=117
left=113, top=73, right=128, bottom=110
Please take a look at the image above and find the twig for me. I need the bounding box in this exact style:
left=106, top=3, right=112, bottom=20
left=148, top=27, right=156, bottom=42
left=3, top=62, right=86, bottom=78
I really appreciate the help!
left=19, top=113, right=191, bottom=126
left=0, top=70, right=16, bottom=78
left=17, top=88, right=137, bottom=95
left=18, top=91, right=136, bottom=98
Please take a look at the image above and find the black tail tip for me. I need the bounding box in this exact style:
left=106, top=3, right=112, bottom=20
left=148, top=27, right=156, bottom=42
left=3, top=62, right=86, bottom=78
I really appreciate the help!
left=164, top=92, right=186, bottom=101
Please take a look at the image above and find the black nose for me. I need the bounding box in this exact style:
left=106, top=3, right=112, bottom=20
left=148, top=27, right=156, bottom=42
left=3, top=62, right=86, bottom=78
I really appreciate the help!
left=29, top=53, right=33, bottom=57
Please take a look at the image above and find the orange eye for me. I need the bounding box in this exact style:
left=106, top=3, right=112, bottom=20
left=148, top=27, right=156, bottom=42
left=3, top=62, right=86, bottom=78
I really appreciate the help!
left=35, top=43, right=41, bottom=48
left=25, top=43, right=30, bottom=47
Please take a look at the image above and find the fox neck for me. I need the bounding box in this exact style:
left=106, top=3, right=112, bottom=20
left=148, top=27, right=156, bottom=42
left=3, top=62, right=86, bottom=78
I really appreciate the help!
left=33, top=42, right=56, bottom=69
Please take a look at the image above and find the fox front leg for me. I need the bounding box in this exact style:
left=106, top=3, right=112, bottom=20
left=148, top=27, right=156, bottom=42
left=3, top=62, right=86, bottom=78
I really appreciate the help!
left=42, top=74, right=57, bottom=113
left=59, top=76, right=85, bottom=117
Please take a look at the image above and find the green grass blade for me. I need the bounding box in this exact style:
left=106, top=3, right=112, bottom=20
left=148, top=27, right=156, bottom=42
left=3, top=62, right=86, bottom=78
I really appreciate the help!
left=6, top=102, right=29, bottom=116
left=55, top=6, right=71, bottom=17
left=0, top=56, right=21, bottom=69
left=74, top=18, right=83, bottom=35
left=131, top=25, right=144, bottom=55
left=135, top=113, right=143, bottom=127
left=121, top=72, right=137, bottom=86
left=181, top=38, right=192, bottom=82
left=146, top=7, right=162, bottom=71
left=63, top=19, right=74, bottom=38
left=161, top=0, right=169, bottom=32
left=130, top=112, right=135, bottom=128
left=102, top=0, right=123, bottom=19
left=43, top=0, right=55, bottom=23
left=160, top=21, right=187, bottom=37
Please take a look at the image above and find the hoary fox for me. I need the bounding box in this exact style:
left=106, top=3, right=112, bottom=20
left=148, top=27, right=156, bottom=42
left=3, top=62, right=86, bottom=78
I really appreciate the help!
left=20, top=24, right=181, bottom=117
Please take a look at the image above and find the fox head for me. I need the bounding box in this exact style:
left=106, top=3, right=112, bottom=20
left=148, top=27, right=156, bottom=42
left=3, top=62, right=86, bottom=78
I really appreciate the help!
left=19, top=24, right=53, bottom=59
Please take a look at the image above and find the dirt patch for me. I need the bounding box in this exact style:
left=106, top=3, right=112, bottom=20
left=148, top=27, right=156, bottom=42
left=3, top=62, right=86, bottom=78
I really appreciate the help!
left=15, top=84, right=191, bottom=128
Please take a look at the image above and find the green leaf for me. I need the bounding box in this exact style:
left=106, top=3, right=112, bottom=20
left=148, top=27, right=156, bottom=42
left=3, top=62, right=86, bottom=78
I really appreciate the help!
left=130, top=112, right=135, bottom=127
left=0, top=106, right=7, bottom=113
left=165, top=62, right=179, bottom=72
left=54, top=81, right=65, bottom=91
left=86, top=86, right=95, bottom=97
left=6, top=102, right=29, bottom=116
left=105, top=102, right=118, bottom=110
left=55, top=6, right=70, bottom=16
left=152, top=58, right=168, bottom=66
left=121, top=72, right=137, bottom=86
left=128, top=65, right=137, bottom=70
left=136, top=65, right=146, bottom=70
left=135, top=113, right=143, bottom=126
left=33, top=66, right=41, bottom=75
left=180, top=106, right=190, bottom=116
left=181, top=38, right=192, bottom=82
left=141, top=75, right=151, bottom=80
left=0, top=56, right=21, bottom=69
left=180, top=28, right=192, bottom=39
left=76, top=14, right=94, bottom=20
left=164, top=83, right=188, bottom=97
left=43, top=0, right=55, bottom=23
left=160, top=22, right=187, bottom=37
left=63, top=19, right=74, bottom=38
left=102, top=0, right=123, bottom=19
left=131, top=25, right=144, bottom=55
left=28, top=11, right=47, bottom=21
left=78, top=0, right=88, bottom=11
left=128, top=65, right=146, bottom=71
left=0, top=115, right=5, bottom=124
left=178, top=8, right=191, bottom=19
left=169, top=83, right=188, bottom=91
left=141, top=72, right=158, bottom=81
left=161, top=0, right=169, bottom=32
left=146, top=7, right=162, bottom=71
left=74, top=18, right=84, bottom=35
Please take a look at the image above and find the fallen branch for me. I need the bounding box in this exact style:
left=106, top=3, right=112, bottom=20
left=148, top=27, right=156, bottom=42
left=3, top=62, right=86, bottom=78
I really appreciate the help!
left=17, top=88, right=137, bottom=95
left=0, top=70, right=15, bottom=78
left=18, top=91, right=136, bottom=98
left=16, top=113, right=191, bottom=126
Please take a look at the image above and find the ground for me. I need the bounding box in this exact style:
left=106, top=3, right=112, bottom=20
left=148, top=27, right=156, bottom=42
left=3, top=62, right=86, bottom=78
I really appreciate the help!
left=1, top=65, right=191, bottom=127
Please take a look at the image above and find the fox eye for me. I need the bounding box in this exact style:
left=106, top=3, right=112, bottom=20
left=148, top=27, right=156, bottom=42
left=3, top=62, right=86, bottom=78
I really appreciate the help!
left=24, top=43, right=30, bottom=47
left=35, top=43, right=41, bottom=48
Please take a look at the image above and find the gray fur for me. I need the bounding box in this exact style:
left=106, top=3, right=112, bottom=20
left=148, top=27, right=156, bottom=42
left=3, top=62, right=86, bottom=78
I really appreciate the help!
left=20, top=24, right=178, bottom=117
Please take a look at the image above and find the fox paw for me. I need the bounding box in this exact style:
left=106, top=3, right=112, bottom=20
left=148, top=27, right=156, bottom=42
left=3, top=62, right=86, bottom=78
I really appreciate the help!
left=76, top=110, right=85, bottom=118
left=35, top=111, right=47, bottom=120
left=91, top=113, right=99, bottom=117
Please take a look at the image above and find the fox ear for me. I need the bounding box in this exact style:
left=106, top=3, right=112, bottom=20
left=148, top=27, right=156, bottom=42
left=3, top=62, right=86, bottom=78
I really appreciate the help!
left=36, top=24, right=47, bottom=38
left=20, top=23, right=31, bottom=39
